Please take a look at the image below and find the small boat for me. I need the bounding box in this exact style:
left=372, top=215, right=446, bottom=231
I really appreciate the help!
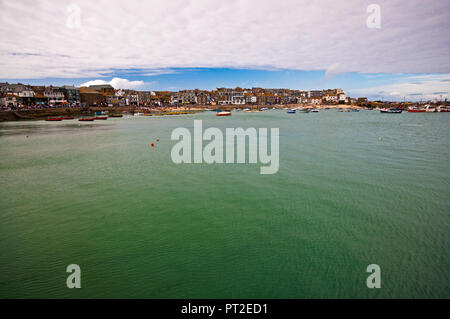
left=109, top=114, right=123, bottom=118
left=45, top=117, right=62, bottom=121
left=93, top=116, right=108, bottom=120
left=298, top=108, right=310, bottom=113
left=287, top=109, right=296, bottom=114
left=408, top=104, right=437, bottom=112
left=78, top=118, right=95, bottom=122
left=380, top=108, right=402, bottom=113
left=216, top=111, right=232, bottom=116
left=134, top=113, right=144, bottom=116
left=61, top=117, right=74, bottom=120
left=407, top=107, right=426, bottom=112
left=311, top=109, right=319, bottom=113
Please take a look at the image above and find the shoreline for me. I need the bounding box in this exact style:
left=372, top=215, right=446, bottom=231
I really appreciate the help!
left=0, top=104, right=363, bottom=122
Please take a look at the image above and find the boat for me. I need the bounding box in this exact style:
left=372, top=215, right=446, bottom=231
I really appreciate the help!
left=407, top=107, right=425, bottom=112
left=287, top=109, right=296, bottom=114
left=408, top=105, right=435, bottom=113
left=298, top=108, right=310, bottom=113
left=216, top=111, right=232, bottom=116
left=61, top=116, right=74, bottom=120
left=134, top=112, right=144, bottom=116
left=45, top=117, right=62, bottom=121
left=311, top=109, right=319, bottom=113
left=109, top=114, right=123, bottom=118
left=93, top=116, right=108, bottom=120
left=380, top=108, right=402, bottom=113
left=78, top=118, right=95, bottom=122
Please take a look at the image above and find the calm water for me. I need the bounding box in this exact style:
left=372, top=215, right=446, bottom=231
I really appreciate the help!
left=0, top=110, right=449, bottom=298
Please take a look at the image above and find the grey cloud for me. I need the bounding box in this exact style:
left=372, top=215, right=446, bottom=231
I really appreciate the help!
left=0, top=0, right=449, bottom=78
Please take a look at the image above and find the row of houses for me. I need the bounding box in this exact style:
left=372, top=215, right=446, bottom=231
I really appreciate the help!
left=0, top=83, right=81, bottom=109
left=0, top=82, right=363, bottom=109
left=168, top=88, right=356, bottom=106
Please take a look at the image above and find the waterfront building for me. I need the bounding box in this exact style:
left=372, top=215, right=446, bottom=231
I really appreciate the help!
left=0, top=94, right=18, bottom=108
left=79, top=87, right=104, bottom=106
left=44, top=86, right=67, bottom=106
left=232, top=92, right=246, bottom=105
left=357, top=97, right=368, bottom=105
left=323, top=94, right=339, bottom=104
left=309, top=90, right=323, bottom=98
left=89, top=84, right=115, bottom=95
left=62, top=85, right=81, bottom=106
left=310, top=97, right=322, bottom=105
left=196, top=91, right=211, bottom=105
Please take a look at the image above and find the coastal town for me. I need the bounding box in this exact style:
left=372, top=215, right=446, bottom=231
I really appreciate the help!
left=0, top=82, right=365, bottom=109
left=0, top=82, right=448, bottom=120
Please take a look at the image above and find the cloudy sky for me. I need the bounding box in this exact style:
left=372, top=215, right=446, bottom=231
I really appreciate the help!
left=0, top=0, right=449, bottom=101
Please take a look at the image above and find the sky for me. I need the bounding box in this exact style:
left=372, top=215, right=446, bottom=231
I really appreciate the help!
left=0, top=0, right=449, bottom=101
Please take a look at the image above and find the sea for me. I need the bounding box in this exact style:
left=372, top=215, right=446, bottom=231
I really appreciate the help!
left=0, top=110, right=448, bottom=298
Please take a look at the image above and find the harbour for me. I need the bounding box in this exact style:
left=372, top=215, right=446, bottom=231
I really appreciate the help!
left=0, top=110, right=448, bottom=298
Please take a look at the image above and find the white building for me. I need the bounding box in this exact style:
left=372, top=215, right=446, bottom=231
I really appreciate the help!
left=310, top=97, right=322, bottom=105
left=0, top=95, right=18, bottom=108
left=338, top=93, right=347, bottom=103
left=323, top=94, right=338, bottom=103
left=232, top=93, right=246, bottom=105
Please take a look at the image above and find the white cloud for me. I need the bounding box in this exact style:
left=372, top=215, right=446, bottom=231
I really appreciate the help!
left=80, top=79, right=109, bottom=87
left=80, top=77, right=146, bottom=89
left=348, top=74, right=450, bottom=101
left=325, top=63, right=345, bottom=79
left=0, top=0, right=449, bottom=79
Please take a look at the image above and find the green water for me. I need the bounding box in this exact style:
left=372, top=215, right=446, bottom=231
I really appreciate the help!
left=0, top=110, right=449, bottom=298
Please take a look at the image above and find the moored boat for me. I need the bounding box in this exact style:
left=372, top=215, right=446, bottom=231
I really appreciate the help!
left=78, top=118, right=95, bottom=122
left=109, top=114, right=123, bottom=118
left=216, top=111, right=232, bottom=116
left=93, top=116, right=108, bottom=120
left=407, top=108, right=425, bottom=112
left=45, top=117, right=62, bottom=121
left=380, top=108, right=402, bottom=113
left=408, top=105, right=435, bottom=112
left=287, top=109, right=296, bottom=114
